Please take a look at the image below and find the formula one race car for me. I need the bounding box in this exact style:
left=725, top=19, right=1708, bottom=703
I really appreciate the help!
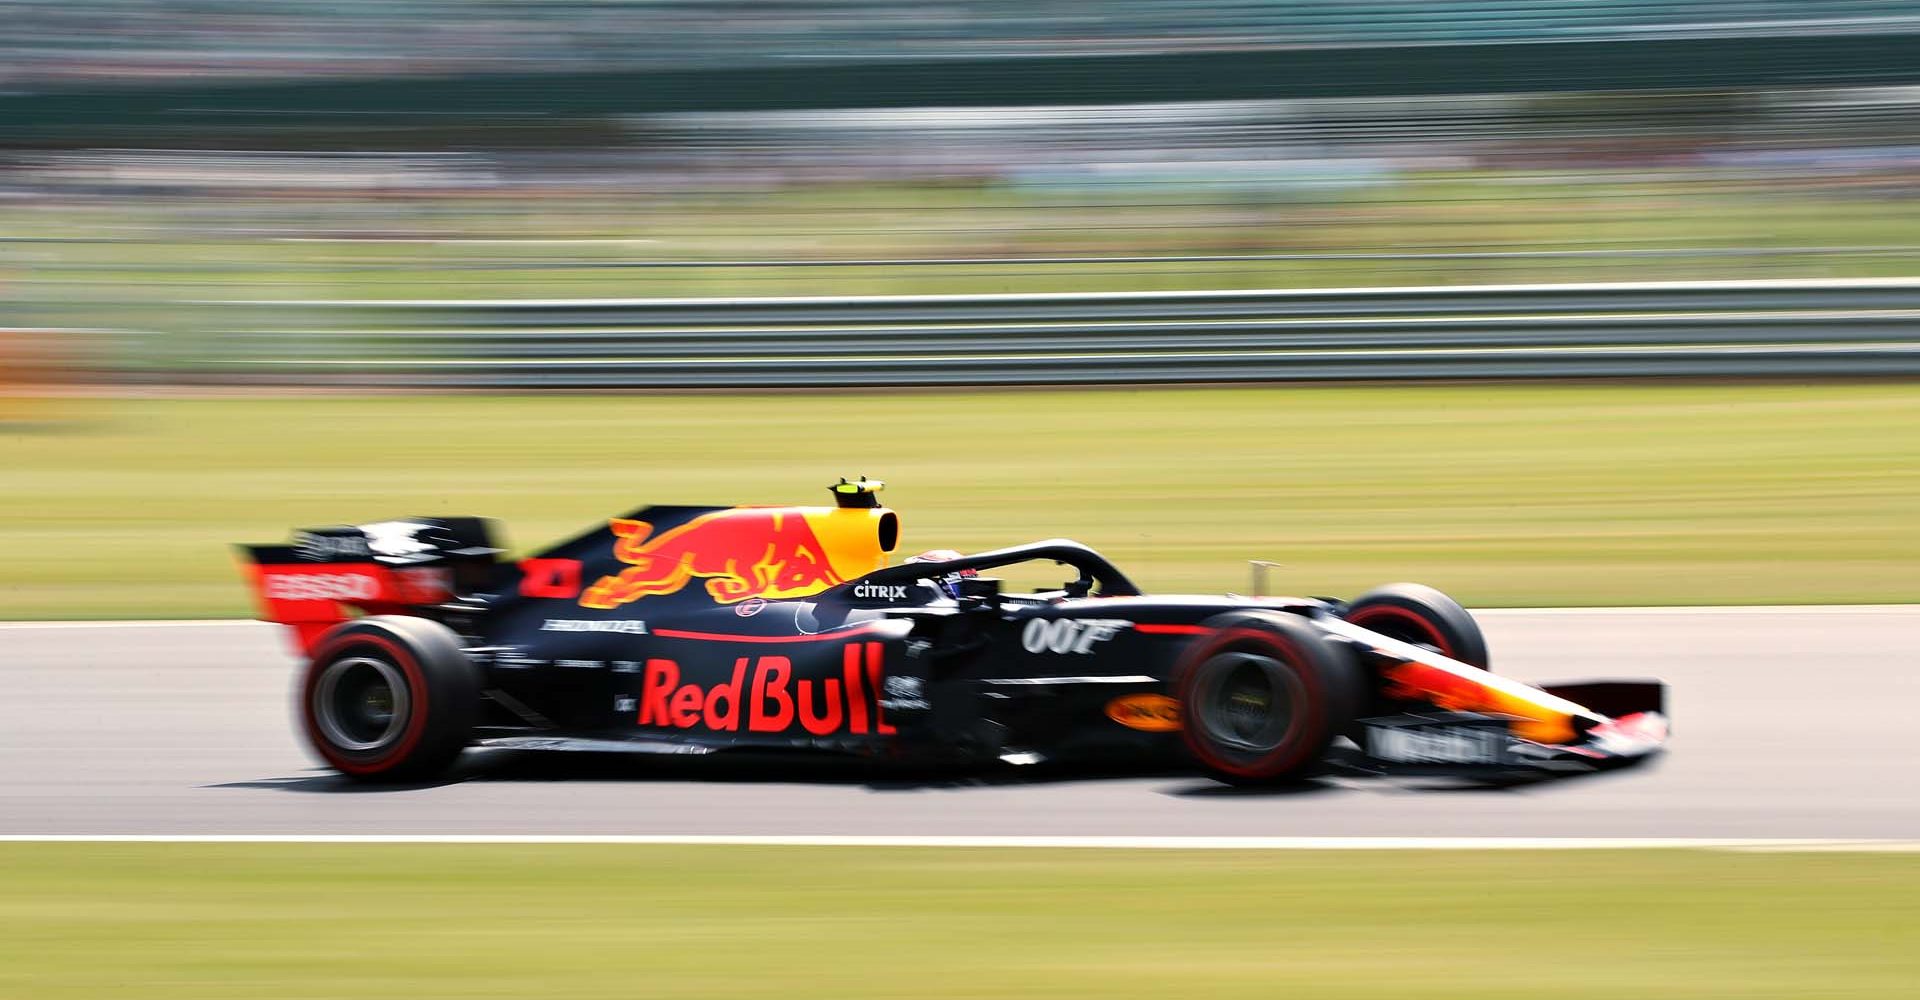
left=238, top=479, right=1668, bottom=785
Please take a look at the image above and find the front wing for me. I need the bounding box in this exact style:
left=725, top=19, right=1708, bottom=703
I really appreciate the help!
left=1323, top=614, right=1669, bottom=775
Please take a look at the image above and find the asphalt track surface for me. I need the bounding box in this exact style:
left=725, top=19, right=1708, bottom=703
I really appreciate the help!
left=3, top=609, right=1915, bottom=838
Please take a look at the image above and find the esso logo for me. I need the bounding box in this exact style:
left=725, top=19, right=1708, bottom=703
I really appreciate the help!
left=265, top=573, right=380, bottom=602
left=1021, top=617, right=1125, bottom=655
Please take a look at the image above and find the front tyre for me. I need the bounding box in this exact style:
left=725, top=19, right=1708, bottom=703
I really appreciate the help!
left=300, top=616, right=478, bottom=782
left=1343, top=583, right=1488, bottom=669
left=1174, top=612, right=1365, bottom=785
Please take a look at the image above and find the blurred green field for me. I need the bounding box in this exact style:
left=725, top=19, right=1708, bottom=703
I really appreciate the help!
left=1, top=844, right=1916, bottom=999
left=12, top=173, right=1920, bottom=310
left=2, top=383, right=1916, bottom=618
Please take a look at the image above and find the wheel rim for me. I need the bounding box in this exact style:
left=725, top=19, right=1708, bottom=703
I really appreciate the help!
left=1193, top=652, right=1298, bottom=754
left=313, top=656, right=411, bottom=752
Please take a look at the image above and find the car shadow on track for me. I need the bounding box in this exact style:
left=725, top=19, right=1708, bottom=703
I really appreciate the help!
left=206, top=746, right=1642, bottom=797
left=209, top=749, right=1206, bottom=794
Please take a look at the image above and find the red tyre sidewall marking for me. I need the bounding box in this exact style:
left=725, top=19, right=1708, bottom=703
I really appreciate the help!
left=303, top=631, right=432, bottom=776
left=1178, top=626, right=1330, bottom=779
left=1347, top=605, right=1455, bottom=657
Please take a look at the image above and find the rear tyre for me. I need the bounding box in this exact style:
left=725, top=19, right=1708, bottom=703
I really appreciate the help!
left=1343, top=583, right=1488, bottom=669
left=300, top=615, right=478, bottom=782
left=1174, top=612, right=1366, bottom=785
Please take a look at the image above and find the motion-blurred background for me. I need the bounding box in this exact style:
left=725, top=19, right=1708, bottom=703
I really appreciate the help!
left=2, top=1, right=1917, bottom=618
left=3, top=12, right=1920, bottom=999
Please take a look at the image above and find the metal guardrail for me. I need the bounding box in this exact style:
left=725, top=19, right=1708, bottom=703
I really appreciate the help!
left=179, top=278, right=1920, bottom=387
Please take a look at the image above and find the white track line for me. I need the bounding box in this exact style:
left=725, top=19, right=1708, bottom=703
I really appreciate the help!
left=3, top=606, right=1916, bottom=630
left=1, top=835, right=1917, bottom=851
left=0, top=619, right=261, bottom=629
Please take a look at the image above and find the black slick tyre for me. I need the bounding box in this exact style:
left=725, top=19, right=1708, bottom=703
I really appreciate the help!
left=1173, top=612, right=1366, bottom=785
left=299, top=615, right=478, bottom=782
left=1342, top=583, right=1489, bottom=669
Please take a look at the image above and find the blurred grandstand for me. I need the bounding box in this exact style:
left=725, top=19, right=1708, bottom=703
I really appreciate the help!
left=4, top=1, right=1920, bottom=87
left=4, top=2, right=1920, bottom=388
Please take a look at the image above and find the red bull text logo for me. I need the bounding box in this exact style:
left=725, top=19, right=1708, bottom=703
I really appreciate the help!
left=581, top=509, right=844, bottom=608
left=638, top=643, right=896, bottom=736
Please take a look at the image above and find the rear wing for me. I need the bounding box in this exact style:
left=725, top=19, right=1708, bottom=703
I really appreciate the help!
left=237, top=482, right=902, bottom=654
left=237, top=518, right=501, bottom=655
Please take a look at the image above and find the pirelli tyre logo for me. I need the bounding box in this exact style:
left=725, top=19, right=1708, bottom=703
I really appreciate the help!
left=637, top=643, right=897, bottom=737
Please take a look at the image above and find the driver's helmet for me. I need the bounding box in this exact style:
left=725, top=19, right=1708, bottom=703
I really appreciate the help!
left=905, top=549, right=977, bottom=600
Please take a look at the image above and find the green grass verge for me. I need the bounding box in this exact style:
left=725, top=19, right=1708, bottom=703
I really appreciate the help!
left=2, top=845, right=1917, bottom=999
left=3, top=383, right=1918, bottom=618
left=14, top=173, right=1920, bottom=311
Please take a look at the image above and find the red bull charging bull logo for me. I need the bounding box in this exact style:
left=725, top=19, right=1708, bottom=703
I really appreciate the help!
left=580, top=508, right=847, bottom=608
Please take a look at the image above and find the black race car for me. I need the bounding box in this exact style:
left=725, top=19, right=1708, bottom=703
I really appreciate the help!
left=239, top=479, right=1667, bottom=785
